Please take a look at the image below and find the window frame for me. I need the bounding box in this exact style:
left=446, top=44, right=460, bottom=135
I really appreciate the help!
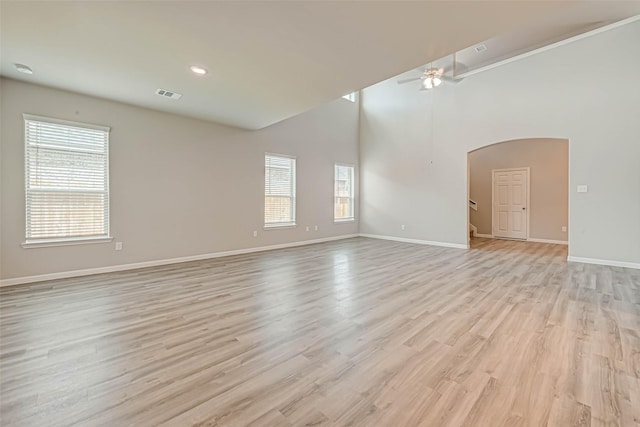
left=334, top=163, right=355, bottom=223
left=341, top=92, right=356, bottom=102
left=264, top=152, right=297, bottom=229
left=22, top=114, right=112, bottom=248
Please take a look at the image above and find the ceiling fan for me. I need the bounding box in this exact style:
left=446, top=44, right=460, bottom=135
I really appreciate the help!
left=397, top=54, right=463, bottom=90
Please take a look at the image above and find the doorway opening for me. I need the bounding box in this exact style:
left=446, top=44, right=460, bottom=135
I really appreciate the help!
left=467, top=138, right=569, bottom=247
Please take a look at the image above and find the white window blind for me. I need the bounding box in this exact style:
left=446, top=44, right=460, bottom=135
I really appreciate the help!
left=265, top=154, right=296, bottom=227
left=24, top=114, right=110, bottom=243
left=334, top=164, right=354, bottom=221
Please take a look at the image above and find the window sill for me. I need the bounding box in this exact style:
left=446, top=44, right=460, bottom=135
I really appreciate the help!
left=264, top=223, right=297, bottom=230
left=22, top=236, right=113, bottom=249
left=334, top=218, right=355, bottom=223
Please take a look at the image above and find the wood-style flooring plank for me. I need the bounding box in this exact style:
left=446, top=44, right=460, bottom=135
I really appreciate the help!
left=1, top=237, right=639, bottom=426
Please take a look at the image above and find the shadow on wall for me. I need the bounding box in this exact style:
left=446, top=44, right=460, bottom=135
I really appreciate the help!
left=468, top=138, right=569, bottom=242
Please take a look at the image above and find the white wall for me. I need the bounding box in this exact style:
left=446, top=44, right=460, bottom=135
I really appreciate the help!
left=360, top=21, right=640, bottom=265
left=0, top=78, right=359, bottom=281
left=469, top=138, right=568, bottom=241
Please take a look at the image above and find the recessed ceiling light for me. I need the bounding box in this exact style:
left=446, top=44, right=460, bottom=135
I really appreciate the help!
left=189, top=65, right=208, bottom=76
left=14, top=63, right=33, bottom=75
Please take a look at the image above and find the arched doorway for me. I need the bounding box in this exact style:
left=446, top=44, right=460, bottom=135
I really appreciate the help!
left=467, top=138, right=569, bottom=248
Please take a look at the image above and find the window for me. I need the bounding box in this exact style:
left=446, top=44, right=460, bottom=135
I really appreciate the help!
left=24, top=114, right=110, bottom=245
left=334, top=164, right=354, bottom=221
left=342, top=92, right=356, bottom=102
left=264, top=154, right=296, bottom=227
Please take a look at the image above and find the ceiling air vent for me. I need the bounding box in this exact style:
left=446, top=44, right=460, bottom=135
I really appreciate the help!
left=474, top=44, right=487, bottom=53
left=155, top=88, right=182, bottom=100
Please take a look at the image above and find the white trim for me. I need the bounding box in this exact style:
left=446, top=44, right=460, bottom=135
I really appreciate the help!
left=567, top=140, right=572, bottom=258
left=568, top=256, right=640, bottom=270
left=469, top=224, right=477, bottom=237
left=22, top=236, right=113, bottom=248
left=265, top=151, right=296, bottom=160
left=527, top=238, right=568, bottom=245
left=474, top=234, right=568, bottom=245
left=0, top=234, right=359, bottom=287
left=359, top=233, right=468, bottom=249
left=263, top=223, right=296, bottom=230
left=23, top=113, right=110, bottom=132
left=455, top=15, right=640, bottom=80
left=466, top=153, right=471, bottom=247
left=335, top=162, right=356, bottom=168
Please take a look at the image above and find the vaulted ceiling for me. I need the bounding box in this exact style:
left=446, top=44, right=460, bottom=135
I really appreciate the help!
left=1, top=2, right=637, bottom=130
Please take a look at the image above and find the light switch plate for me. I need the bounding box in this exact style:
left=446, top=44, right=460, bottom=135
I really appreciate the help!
left=577, top=185, right=588, bottom=193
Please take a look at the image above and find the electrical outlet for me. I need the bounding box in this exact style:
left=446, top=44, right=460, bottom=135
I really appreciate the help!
left=253, top=230, right=258, bottom=237
left=562, top=226, right=567, bottom=232
left=401, top=224, right=405, bottom=231
left=577, top=185, right=588, bottom=193
left=115, top=242, right=123, bottom=251
left=314, top=225, right=318, bottom=231
left=306, top=226, right=310, bottom=231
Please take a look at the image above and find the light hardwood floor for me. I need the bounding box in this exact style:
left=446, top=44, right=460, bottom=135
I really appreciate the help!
left=1, top=237, right=639, bottom=426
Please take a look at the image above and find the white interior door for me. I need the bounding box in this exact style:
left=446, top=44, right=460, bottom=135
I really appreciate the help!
left=492, top=168, right=529, bottom=240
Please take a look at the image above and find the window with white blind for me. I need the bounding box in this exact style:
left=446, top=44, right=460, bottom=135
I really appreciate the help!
left=334, top=164, right=354, bottom=221
left=24, top=114, right=110, bottom=245
left=265, top=154, right=296, bottom=227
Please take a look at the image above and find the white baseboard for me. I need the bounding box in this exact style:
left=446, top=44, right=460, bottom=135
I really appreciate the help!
left=4, top=234, right=636, bottom=286
left=567, top=256, right=640, bottom=270
left=527, top=238, right=568, bottom=245
left=359, top=233, right=468, bottom=249
left=469, top=224, right=477, bottom=237
left=0, top=234, right=360, bottom=287
left=474, top=234, right=568, bottom=245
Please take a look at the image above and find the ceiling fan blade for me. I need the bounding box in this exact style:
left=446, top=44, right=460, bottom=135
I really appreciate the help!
left=397, top=77, right=422, bottom=85
left=440, top=65, right=453, bottom=74
left=442, top=74, right=463, bottom=84
left=440, top=53, right=469, bottom=78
